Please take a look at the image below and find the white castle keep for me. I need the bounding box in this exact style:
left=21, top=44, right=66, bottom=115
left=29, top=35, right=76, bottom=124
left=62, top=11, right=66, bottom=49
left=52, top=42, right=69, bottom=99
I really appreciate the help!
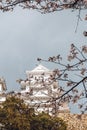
left=18, top=64, right=69, bottom=114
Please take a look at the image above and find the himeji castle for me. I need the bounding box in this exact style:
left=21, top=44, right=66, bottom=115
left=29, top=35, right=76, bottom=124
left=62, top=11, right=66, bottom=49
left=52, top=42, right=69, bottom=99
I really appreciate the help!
left=17, top=64, right=69, bottom=114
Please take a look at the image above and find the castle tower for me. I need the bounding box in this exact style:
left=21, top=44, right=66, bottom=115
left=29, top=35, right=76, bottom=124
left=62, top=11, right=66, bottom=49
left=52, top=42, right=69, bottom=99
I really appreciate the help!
left=18, top=64, right=69, bottom=114
left=0, top=77, right=7, bottom=93
left=0, top=77, right=7, bottom=105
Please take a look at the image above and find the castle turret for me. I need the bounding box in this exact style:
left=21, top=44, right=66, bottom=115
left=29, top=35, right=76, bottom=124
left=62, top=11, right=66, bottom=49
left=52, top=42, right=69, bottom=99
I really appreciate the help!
left=0, top=77, right=7, bottom=105
left=0, top=77, right=7, bottom=93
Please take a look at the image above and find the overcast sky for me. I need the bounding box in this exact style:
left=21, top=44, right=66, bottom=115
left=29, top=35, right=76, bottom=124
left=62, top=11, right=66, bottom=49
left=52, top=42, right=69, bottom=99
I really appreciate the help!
left=0, top=7, right=86, bottom=92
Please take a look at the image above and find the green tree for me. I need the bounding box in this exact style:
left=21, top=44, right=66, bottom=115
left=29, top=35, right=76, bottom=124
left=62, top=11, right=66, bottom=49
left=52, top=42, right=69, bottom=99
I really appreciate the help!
left=0, top=97, right=67, bottom=130
left=0, top=96, right=31, bottom=130
left=30, top=112, right=67, bottom=130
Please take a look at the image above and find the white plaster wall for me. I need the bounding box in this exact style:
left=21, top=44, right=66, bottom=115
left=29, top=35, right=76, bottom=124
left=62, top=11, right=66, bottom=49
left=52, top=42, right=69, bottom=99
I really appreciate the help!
left=0, top=84, right=2, bottom=92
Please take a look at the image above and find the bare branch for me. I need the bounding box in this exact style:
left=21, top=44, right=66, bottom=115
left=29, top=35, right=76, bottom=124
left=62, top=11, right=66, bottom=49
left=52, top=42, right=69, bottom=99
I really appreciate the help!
left=0, top=0, right=87, bottom=13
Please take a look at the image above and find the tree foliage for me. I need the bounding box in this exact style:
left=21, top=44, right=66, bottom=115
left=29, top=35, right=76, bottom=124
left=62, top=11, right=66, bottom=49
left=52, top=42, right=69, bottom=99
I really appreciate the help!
left=37, top=44, right=87, bottom=113
left=0, top=96, right=67, bottom=130
left=0, top=0, right=87, bottom=13
left=0, top=96, right=31, bottom=130
left=30, top=112, right=67, bottom=130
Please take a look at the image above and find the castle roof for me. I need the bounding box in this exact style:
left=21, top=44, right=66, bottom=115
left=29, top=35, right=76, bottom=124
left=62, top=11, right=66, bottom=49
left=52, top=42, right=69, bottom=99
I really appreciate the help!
left=26, top=64, right=52, bottom=75
left=31, top=64, right=49, bottom=72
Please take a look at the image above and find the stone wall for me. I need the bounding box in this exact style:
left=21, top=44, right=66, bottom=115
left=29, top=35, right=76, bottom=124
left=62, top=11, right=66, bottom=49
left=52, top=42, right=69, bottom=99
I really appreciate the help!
left=58, top=112, right=87, bottom=130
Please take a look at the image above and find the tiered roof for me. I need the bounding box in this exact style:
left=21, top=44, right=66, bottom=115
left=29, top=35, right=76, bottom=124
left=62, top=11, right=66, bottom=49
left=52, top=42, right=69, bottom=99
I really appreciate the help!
left=26, top=64, right=52, bottom=75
